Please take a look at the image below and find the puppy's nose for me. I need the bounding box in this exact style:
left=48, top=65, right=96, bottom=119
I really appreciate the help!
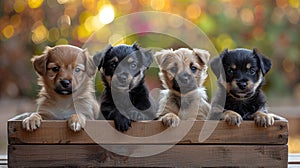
left=178, top=72, right=191, bottom=84
left=60, top=80, right=71, bottom=88
left=237, top=81, right=247, bottom=90
left=117, top=72, right=128, bottom=82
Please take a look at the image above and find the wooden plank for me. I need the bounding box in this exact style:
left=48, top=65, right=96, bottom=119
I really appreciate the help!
left=8, top=120, right=288, bottom=145
left=8, top=144, right=288, bottom=167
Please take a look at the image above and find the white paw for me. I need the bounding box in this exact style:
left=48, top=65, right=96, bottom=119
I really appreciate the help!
left=161, top=113, right=180, bottom=128
left=69, top=121, right=82, bottom=132
left=22, top=113, right=42, bottom=131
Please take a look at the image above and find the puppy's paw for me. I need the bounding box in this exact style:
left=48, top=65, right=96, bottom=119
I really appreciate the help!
left=114, top=114, right=131, bottom=132
left=254, top=111, right=274, bottom=128
left=223, top=110, right=243, bottom=127
left=130, top=111, right=144, bottom=121
left=161, top=113, right=180, bottom=128
left=68, top=114, right=85, bottom=132
left=22, top=113, right=42, bottom=131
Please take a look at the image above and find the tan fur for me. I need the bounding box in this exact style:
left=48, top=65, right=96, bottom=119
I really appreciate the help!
left=223, top=110, right=243, bottom=127
left=155, top=48, right=211, bottom=127
left=22, top=45, right=99, bottom=132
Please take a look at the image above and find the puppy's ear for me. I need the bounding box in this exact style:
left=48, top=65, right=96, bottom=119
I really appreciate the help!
left=141, top=49, right=153, bottom=68
left=31, top=46, right=51, bottom=76
left=93, top=45, right=112, bottom=70
left=210, top=49, right=228, bottom=78
left=193, top=48, right=210, bottom=65
left=132, top=42, right=139, bottom=50
left=253, top=48, right=272, bottom=75
left=154, top=49, right=170, bottom=66
left=83, top=49, right=97, bottom=77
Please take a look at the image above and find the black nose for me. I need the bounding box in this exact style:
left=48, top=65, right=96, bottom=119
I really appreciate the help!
left=117, top=72, right=128, bottom=82
left=237, top=81, right=247, bottom=90
left=178, top=72, right=191, bottom=84
left=60, top=80, right=71, bottom=88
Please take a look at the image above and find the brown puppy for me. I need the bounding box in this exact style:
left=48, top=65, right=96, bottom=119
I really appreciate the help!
left=22, top=45, right=99, bottom=132
left=155, top=48, right=211, bottom=127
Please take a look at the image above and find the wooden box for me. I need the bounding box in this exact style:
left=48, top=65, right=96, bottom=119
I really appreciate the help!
left=7, top=120, right=288, bottom=167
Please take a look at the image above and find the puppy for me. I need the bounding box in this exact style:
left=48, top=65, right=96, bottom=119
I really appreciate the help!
left=155, top=48, right=211, bottom=127
left=22, top=45, right=99, bottom=132
left=93, top=43, right=157, bottom=132
left=209, top=48, right=285, bottom=127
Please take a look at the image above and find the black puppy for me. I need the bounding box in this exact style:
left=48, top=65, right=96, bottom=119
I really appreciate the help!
left=209, top=48, right=285, bottom=127
left=93, top=43, right=157, bottom=132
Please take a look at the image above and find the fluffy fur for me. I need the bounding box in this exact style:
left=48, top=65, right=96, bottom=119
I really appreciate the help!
left=209, top=48, right=286, bottom=127
left=155, top=48, right=211, bottom=127
left=22, top=45, right=99, bottom=132
left=93, top=43, right=157, bottom=132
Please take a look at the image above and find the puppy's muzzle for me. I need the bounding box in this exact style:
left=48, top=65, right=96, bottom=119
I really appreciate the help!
left=60, top=80, right=71, bottom=89
left=117, top=72, right=129, bottom=84
left=236, top=79, right=247, bottom=90
left=55, top=79, right=73, bottom=95
left=178, top=72, right=191, bottom=84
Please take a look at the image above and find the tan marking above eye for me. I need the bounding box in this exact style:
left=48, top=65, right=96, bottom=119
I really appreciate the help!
left=246, top=63, right=251, bottom=69
left=112, top=57, right=118, bottom=62
left=231, top=64, right=236, bottom=69
left=127, top=57, right=134, bottom=63
left=47, top=62, right=58, bottom=69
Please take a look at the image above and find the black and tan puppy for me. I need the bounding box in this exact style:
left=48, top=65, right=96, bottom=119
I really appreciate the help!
left=209, top=48, right=285, bottom=127
left=22, top=45, right=99, bottom=132
left=155, top=48, right=211, bottom=127
left=93, top=43, right=157, bottom=132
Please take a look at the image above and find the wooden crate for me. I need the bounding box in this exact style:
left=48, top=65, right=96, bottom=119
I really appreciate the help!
left=7, top=120, right=288, bottom=167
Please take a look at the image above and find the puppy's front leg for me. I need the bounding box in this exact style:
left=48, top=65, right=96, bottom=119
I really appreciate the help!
left=22, top=112, right=42, bottom=131
left=68, top=113, right=86, bottom=132
left=253, top=111, right=275, bottom=128
left=160, top=113, right=180, bottom=128
left=223, top=110, right=243, bottom=127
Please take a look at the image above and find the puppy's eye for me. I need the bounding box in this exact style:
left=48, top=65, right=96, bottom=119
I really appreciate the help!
left=170, top=67, right=177, bottom=73
left=226, top=68, right=233, bottom=74
left=248, top=68, right=256, bottom=75
left=52, top=67, right=59, bottom=72
left=190, top=65, right=197, bottom=73
left=130, top=62, right=137, bottom=69
left=74, top=67, right=81, bottom=73
left=110, top=62, right=116, bottom=69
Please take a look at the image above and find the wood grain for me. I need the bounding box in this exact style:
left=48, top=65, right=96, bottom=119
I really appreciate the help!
left=8, top=120, right=288, bottom=145
left=8, top=144, right=288, bottom=167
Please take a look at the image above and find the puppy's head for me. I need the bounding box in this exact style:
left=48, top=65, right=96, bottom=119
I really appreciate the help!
left=210, top=48, right=272, bottom=99
left=155, top=48, right=210, bottom=95
left=93, top=43, right=153, bottom=91
left=32, top=45, right=97, bottom=95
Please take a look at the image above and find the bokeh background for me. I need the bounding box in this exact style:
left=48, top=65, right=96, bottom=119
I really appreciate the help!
left=0, top=0, right=299, bottom=155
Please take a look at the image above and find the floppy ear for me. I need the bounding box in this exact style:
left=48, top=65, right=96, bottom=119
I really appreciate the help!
left=253, top=48, right=272, bottom=75
left=193, top=48, right=210, bottom=65
left=31, top=46, right=51, bottom=76
left=93, top=44, right=112, bottom=70
left=154, top=49, right=171, bottom=66
left=210, top=49, right=228, bottom=78
left=132, top=42, right=139, bottom=50
left=83, top=49, right=97, bottom=77
left=140, top=49, right=153, bottom=68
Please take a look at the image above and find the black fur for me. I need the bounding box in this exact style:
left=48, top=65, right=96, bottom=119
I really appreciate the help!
left=93, top=43, right=157, bottom=132
left=209, top=48, right=272, bottom=120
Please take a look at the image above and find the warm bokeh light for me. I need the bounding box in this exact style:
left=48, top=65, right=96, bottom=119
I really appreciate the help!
left=186, top=4, right=202, bottom=20
left=98, top=4, right=115, bottom=24
left=32, top=23, right=48, bottom=44
left=28, top=0, right=44, bottom=9
left=240, top=8, right=254, bottom=25
left=14, top=0, right=26, bottom=13
left=2, top=25, right=15, bottom=39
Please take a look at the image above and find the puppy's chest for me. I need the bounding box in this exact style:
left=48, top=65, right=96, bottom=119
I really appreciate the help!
left=52, top=103, right=75, bottom=119
left=225, top=99, right=259, bottom=118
